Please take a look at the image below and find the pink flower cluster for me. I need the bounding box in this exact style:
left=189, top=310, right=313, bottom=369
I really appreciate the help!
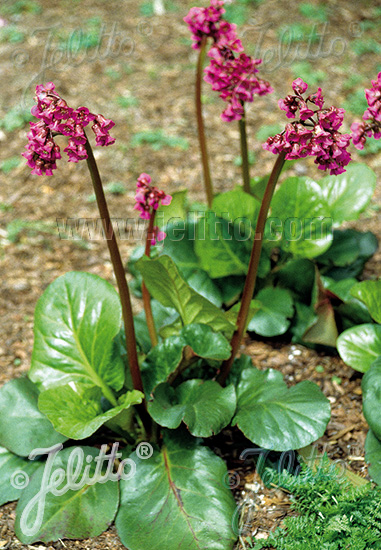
left=22, top=82, right=115, bottom=175
left=183, top=0, right=235, bottom=50
left=184, top=1, right=272, bottom=122
left=263, top=79, right=351, bottom=175
left=134, top=173, right=172, bottom=245
left=205, top=48, right=273, bottom=122
left=351, top=72, right=381, bottom=150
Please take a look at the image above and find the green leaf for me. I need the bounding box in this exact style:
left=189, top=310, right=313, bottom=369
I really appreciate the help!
left=162, top=220, right=200, bottom=271
left=212, top=188, right=259, bottom=223
left=317, top=163, right=376, bottom=225
left=148, top=380, right=236, bottom=437
left=362, top=359, right=381, bottom=440
left=271, top=176, right=333, bottom=258
left=233, top=367, right=330, bottom=451
left=29, top=272, right=124, bottom=401
left=38, top=385, right=143, bottom=440
left=187, top=269, right=223, bottom=306
left=181, top=323, right=231, bottom=360
left=141, top=336, right=185, bottom=396
left=194, top=213, right=250, bottom=278
left=116, top=431, right=237, bottom=550
left=137, top=255, right=234, bottom=333
left=0, top=447, right=41, bottom=505
left=316, top=229, right=378, bottom=280
left=276, top=259, right=315, bottom=303
left=156, top=190, right=187, bottom=230
left=0, top=378, right=67, bottom=457
left=337, top=324, right=381, bottom=372
left=350, top=280, right=381, bottom=323
left=134, top=300, right=178, bottom=353
left=248, top=287, right=294, bottom=337
left=141, top=324, right=231, bottom=395
left=365, top=430, right=381, bottom=486
left=15, top=446, right=120, bottom=544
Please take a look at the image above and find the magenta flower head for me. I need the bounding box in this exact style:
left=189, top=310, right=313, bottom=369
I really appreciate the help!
left=205, top=49, right=273, bottom=122
left=351, top=72, right=381, bottom=150
left=22, top=82, right=115, bottom=175
left=134, top=173, right=172, bottom=245
left=184, top=0, right=232, bottom=50
left=263, top=79, right=352, bottom=175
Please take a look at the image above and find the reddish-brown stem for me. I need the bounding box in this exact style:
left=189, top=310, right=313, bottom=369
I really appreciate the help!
left=196, top=35, right=213, bottom=207
left=239, top=103, right=251, bottom=195
left=84, top=137, right=152, bottom=435
left=218, top=152, right=286, bottom=385
left=142, top=212, right=158, bottom=347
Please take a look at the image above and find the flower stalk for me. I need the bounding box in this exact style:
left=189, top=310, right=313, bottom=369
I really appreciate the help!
left=196, top=35, right=213, bottom=207
left=84, top=138, right=153, bottom=438
left=238, top=103, right=251, bottom=194
left=142, top=212, right=159, bottom=347
left=218, top=151, right=286, bottom=385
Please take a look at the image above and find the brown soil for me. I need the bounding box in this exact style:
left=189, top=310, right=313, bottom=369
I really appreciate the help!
left=0, top=0, right=380, bottom=548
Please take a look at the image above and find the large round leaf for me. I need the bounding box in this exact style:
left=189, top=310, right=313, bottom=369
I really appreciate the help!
left=15, top=446, right=120, bottom=544
left=29, top=272, right=124, bottom=397
left=148, top=380, right=236, bottom=437
left=351, top=280, right=381, bottom=323
left=317, top=163, right=376, bottom=225
left=0, top=378, right=67, bottom=457
left=136, top=256, right=234, bottom=333
left=38, top=385, right=143, bottom=440
left=271, top=176, right=332, bottom=258
left=115, top=431, right=237, bottom=550
left=141, top=324, right=231, bottom=396
left=337, top=324, right=381, bottom=373
left=362, top=359, right=381, bottom=440
left=248, top=287, right=294, bottom=337
left=0, top=447, right=41, bottom=506
left=233, top=367, right=330, bottom=451
left=365, top=430, right=381, bottom=486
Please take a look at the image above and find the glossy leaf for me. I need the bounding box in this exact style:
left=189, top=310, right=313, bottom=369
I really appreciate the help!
left=116, top=431, right=237, bottom=550
left=351, top=280, right=381, bottom=323
left=148, top=380, right=236, bottom=437
left=38, top=385, right=143, bottom=440
left=271, top=176, right=332, bottom=258
left=248, top=287, right=294, bottom=337
left=276, top=259, right=315, bottom=303
left=137, top=255, right=234, bottom=333
left=156, top=189, right=188, bottom=230
left=187, top=269, right=223, bottom=306
left=134, top=300, right=178, bottom=353
left=316, top=229, right=378, bottom=279
left=194, top=213, right=250, bottom=278
left=0, top=378, right=67, bottom=457
left=141, top=336, right=185, bottom=396
left=141, top=324, right=231, bottom=395
left=337, top=324, right=381, bottom=372
left=362, top=359, right=381, bottom=440
left=0, top=447, right=41, bottom=505
left=365, top=430, right=381, bottom=486
left=29, top=272, right=124, bottom=396
left=181, top=323, right=231, bottom=360
left=15, top=446, right=120, bottom=544
left=233, top=367, right=331, bottom=451
left=317, top=163, right=376, bottom=225
left=212, top=187, right=259, bottom=223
